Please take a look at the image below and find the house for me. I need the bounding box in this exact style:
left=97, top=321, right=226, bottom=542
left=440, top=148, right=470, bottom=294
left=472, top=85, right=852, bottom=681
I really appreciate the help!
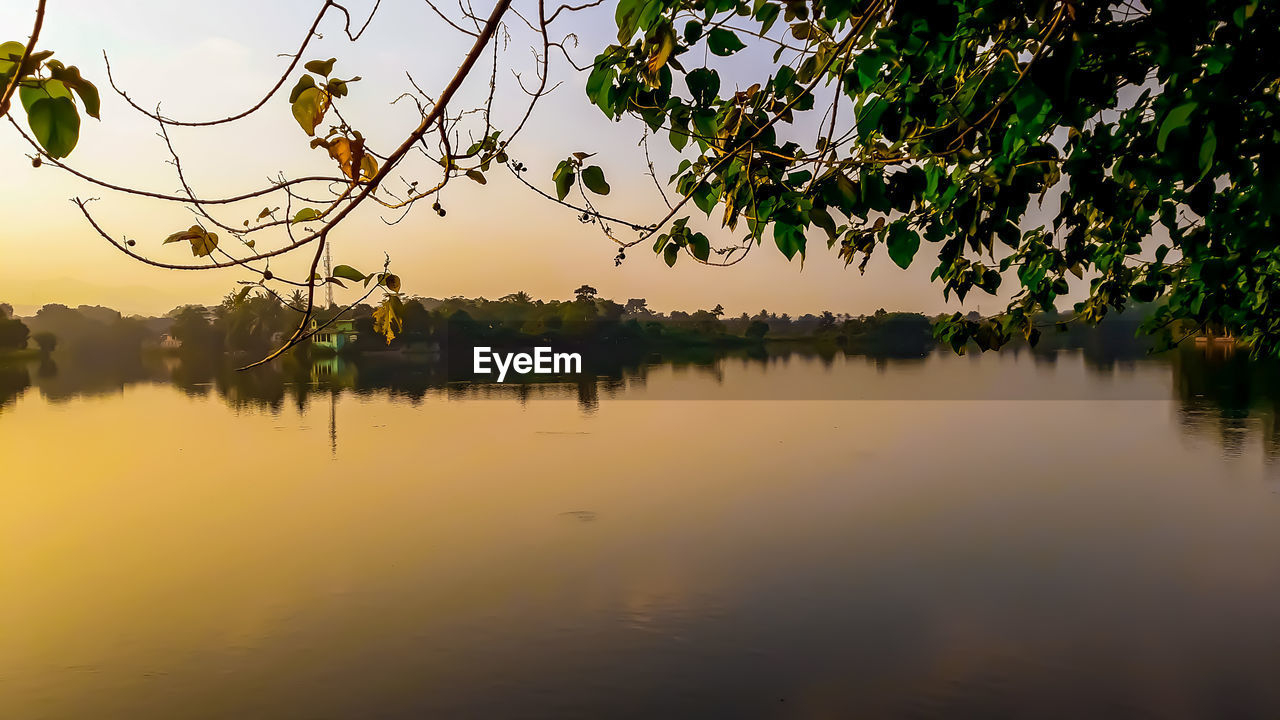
left=159, top=333, right=183, bottom=350
left=310, top=355, right=358, bottom=385
left=310, top=317, right=359, bottom=352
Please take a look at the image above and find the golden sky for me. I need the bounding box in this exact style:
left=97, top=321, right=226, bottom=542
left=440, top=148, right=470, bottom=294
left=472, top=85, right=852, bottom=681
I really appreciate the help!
left=0, top=0, right=1012, bottom=318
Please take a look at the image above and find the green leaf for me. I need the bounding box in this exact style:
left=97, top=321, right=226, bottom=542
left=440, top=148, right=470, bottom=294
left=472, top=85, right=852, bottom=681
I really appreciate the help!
left=19, top=79, right=72, bottom=113
left=831, top=172, right=859, bottom=209
left=663, top=242, right=680, bottom=267
left=380, top=273, right=402, bottom=293
left=552, top=160, right=575, bottom=200
left=689, top=232, right=710, bottom=261
left=856, top=97, right=887, bottom=137
left=0, top=40, right=24, bottom=74
left=45, top=61, right=100, bottom=119
left=326, top=78, right=350, bottom=97
left=581, top=165, right=610, bottom=194
left=1156, top=101, right=1197, bottom=152
left=808, top=207, right=837, bottom=240
left=26, top=96, right=80, bottom=158
left=692, top=182, right=717, bottom=215
left=0, top=41, right=24, bottom=90
left=292, top=208, right=321, bottom=224
left=1198, top=125, right=1217, bottom=180
left=635, top=0, right=663, bottom=35
left=615, top=0, right=643, bottom=41
left=774, top=221, right=805, bottom=261
left=886, top=223, right=919, bottom=269
left=331, top=264, right=366, bottom=282
left=466, top=169, right=487, bottom=185
left=585, top=64, right=615, bottom=113
left=1234, top=2, right=1257, bottom=27
left=683, top=20, right=702, bottom=43
left=304, top=58, right=337, bottom=77
left=288, top=74, right=316, bottom=103
left=685, top=68, right=720, bottom=106
left=707, top=28, right=746, bottom=56
left=755, top=3, right=780, bottom=34
left=669, top=126, right=688, bottom=151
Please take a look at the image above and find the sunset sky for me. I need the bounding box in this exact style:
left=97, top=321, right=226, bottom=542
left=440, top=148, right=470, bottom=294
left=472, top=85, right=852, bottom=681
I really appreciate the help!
left=0, top=0, right=1020, bottom=318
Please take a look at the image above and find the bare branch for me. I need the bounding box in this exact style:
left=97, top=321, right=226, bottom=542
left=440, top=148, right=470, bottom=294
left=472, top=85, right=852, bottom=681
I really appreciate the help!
left=103, top=0, right=337, bottom=127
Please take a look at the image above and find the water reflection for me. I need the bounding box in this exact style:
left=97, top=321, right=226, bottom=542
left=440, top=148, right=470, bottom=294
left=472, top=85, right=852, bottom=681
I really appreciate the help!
left=5, top=343, right=1280, bottom=461
left=0, top=361, right=30, bottom=410
left=1170, top=344, right=1280, bottom=463
left=6, top=343, right=1280, bottom=718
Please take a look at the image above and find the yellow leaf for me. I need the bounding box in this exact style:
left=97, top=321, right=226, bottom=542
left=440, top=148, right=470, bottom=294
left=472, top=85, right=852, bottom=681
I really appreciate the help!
left=372, top=295, right=403, bottom=345
left=643, top=25, right=675, bottom=88
left=163, top=225, right=217, bottom=257
left=359, top=153, right=379, bottom=181
left=163, top=225, right=204, bottom=244
left=191, top=231, right=218, bottom=257
left=291, top=86, right=329, bottom=136
left=326, top=137, right=355, bottom=178
left=321, top=135, right=376, bottom=182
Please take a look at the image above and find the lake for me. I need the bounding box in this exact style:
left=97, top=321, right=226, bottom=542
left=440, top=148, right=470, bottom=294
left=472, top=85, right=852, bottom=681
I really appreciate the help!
left=4, top=345, right=1280, bottom=718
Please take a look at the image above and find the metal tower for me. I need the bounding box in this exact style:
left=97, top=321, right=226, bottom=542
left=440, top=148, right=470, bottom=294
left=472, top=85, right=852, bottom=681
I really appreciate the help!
left=323, top=243, right=333, bottom=310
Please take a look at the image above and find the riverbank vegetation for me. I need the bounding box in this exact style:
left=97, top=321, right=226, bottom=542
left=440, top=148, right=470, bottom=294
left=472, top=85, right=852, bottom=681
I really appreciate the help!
left=4, top=285, right=1185, bottom=367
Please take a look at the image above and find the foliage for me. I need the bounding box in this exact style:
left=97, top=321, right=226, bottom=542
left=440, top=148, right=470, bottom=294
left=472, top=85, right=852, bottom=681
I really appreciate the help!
left=372, top=295, right=404, bottom=345
left=25, top=304, right=151, bottom=358
left=1, top=41, right=98, bottom=158
left=166, top=293, right=298, bottom=356
left=584, top=0, right=1279, bottom=355
left=169, top=306, right=222, bottom=352
left=0, top=311, right=30, bottom=351
left=31, top=331, right=56, bottom=354
left=163, top=225, right=219, bottom=258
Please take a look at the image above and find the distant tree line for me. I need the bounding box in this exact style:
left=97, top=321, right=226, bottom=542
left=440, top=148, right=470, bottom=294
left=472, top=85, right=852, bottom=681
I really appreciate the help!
left=19, top=304, right=150, bottom=359
left=0, top=303, right=56, bottom=356
left=9, top=289, right=1178, bottom=364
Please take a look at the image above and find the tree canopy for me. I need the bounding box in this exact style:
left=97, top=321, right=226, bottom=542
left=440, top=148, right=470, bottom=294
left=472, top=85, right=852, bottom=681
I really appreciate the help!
left=2, top=0, right=1277, bottom=364
left=588, top=0, right=1278, bottom=353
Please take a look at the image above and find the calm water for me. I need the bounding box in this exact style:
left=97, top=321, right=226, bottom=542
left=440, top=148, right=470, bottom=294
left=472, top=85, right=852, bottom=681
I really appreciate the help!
left=4, top=347, right=1280, bottom=718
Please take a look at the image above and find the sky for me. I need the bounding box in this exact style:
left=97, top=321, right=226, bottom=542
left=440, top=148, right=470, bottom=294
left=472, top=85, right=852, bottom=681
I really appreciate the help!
left=0, top=0, right=1017, bottom=318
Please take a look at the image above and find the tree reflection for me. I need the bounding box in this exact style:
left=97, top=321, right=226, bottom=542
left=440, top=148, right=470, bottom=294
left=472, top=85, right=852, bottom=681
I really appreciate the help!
left=4, top=341, right=1280, bottom=464
left=0, top=363, right=30, bottom=410
left=1171, top=345, right=1280, bottom=461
